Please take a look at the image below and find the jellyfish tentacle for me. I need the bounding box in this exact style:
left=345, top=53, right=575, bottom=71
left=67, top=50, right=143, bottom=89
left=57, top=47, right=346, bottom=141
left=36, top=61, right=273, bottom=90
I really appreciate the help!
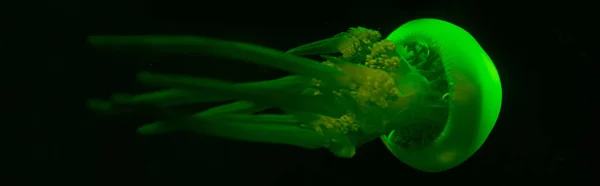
left=137, top=72, right=346, bottom=118
left=87, top=76, right=309, bottom=115
left=119, top=89, right=224, bottom=105
left=121, top=89, right=229, bottom=106
left=87, top=90, right=225, bottom=115
left=199, top=101, right=269, bottom=116
left=235, top=75, right=308, bottom=93
left=208, top=114, right=301, bottom=126
left=319, top=54, right=351, bottom=65
left=286, top=34, right=346, bottom=56
left=89, top=36, right=341, bottom=81
left=286, top=27, right=382, bottom=62
left=138, top=113, right=326, bottom=149
left=87, top=90, right=253, bottom=115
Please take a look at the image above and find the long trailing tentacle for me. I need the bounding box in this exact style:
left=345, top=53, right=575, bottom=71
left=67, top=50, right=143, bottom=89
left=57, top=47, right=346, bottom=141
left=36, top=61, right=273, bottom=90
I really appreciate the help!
left=286, top=27, right=382, bottom=61
left=199, top=101, right=269, bottom=116
left=88, top=75, right=307, bottom=114
left=89, top=36, right=342, bottom=82
left=136, top=72, right=347, bottom=118
left=286, top=34, right=346, bottom=56
left=138, top=113, right=326, bottom=149
left=87, top=89, right=231, bottom=114
left=87, top=35, right=365, bottom=150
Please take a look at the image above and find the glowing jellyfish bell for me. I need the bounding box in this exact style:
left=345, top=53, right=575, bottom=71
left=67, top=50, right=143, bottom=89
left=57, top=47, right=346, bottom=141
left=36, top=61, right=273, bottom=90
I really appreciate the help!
left=87, top=18, right=502, bottom=173
left=380, top=19, right=502, bottom=172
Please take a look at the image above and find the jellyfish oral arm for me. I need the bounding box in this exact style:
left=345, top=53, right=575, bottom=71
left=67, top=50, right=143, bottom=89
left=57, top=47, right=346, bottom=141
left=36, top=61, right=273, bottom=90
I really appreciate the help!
left=138, top=112, right=327, bottom=149
left=87, top=36, right=355, bottom=149
left=88, top=73, right=336, bottom=149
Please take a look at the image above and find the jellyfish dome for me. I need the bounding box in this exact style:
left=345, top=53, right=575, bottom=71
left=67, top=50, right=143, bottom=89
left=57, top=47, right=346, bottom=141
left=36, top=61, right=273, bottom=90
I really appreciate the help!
left=380, top=19, right=502, bottom=172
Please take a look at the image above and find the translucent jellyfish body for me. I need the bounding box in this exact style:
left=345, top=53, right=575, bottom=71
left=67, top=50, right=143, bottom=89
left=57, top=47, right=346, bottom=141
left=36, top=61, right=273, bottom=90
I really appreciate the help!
left=88, top=18, right=502, bottom=172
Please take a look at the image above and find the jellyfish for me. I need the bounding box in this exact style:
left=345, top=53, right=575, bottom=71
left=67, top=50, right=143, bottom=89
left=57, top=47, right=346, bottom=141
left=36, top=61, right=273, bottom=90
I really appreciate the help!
left=88, top=18, right=502, bottom=172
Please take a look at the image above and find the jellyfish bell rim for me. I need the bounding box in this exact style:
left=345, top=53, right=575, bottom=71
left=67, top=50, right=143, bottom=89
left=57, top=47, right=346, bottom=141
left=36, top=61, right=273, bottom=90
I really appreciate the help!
left=381, top=18, right=502, bottom=172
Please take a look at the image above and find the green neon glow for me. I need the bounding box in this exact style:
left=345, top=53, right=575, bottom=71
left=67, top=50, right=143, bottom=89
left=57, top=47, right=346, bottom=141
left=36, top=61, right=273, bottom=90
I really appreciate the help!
left=88, top=18, right=502, bottom=172
left=381, top=19, right=502, bottom=172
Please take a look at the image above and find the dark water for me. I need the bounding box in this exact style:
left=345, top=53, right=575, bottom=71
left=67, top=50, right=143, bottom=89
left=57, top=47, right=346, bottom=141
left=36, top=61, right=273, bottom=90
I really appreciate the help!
left=13, top=0, right=593, bottom=184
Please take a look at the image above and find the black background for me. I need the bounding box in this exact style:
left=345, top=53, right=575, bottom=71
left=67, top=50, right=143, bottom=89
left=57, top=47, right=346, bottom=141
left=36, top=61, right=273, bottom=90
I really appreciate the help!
left=13, top=0, right=594, bottom=184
